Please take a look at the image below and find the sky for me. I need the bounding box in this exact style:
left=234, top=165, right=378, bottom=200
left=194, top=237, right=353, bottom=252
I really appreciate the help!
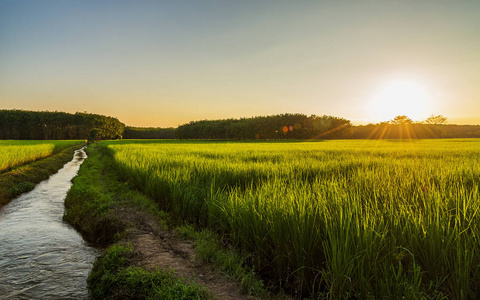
left=1, top=0, right=479, bottom=127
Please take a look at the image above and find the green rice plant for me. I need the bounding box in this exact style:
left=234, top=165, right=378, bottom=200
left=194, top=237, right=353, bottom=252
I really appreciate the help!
left=101, top=139, right=480, bottom=298
left=0, top=140, right=82, bottom=173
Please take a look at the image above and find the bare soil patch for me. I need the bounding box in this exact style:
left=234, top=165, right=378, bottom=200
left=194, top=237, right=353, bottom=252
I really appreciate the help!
left=115, top=207, right=253, bottom=300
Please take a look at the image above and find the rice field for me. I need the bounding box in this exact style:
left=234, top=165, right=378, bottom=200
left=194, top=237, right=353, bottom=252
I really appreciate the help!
left=103, top=139, right=480, bottom=299
left=0, top=140, right=83, bottom=174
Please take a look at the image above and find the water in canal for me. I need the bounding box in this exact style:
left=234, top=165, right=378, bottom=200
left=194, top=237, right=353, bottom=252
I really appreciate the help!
left=0, top=148, right=98, bottom=299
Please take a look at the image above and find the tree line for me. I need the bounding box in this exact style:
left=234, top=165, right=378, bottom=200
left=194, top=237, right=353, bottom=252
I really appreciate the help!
left=1, top=109, right=479, bottom=140
left=0, top=110, right=124, bottom=140
left=173, top=114, right=480, bottom=140
left=123, top=127, right=176, bottom=139
left=176, top=113, right=353, bottom=140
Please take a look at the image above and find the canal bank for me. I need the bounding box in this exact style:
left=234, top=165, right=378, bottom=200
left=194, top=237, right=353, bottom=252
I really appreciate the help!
left=64, top=143, right=267, bottom=299
left=0, top=148, right=97, bottom=299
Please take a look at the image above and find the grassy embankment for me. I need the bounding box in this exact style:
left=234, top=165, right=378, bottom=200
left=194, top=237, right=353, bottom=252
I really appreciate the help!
left=64, top=143, right=266, bottom=299
left=0, top=140, right=85, bottom=207
left=101, top=139, right=480, bottom=299
left=86, top=243, right=211, bottom=299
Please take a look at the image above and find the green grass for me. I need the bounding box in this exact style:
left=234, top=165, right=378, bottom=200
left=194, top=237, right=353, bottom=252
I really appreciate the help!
left=0, top=140, right=84, bottom=174
left=101, top=138, right=480, bottom=299
left=88, top=244, right=211, bottom=300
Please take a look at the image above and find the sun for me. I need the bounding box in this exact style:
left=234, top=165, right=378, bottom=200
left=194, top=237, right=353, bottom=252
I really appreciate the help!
left=369, top=80, right=432, bottom=122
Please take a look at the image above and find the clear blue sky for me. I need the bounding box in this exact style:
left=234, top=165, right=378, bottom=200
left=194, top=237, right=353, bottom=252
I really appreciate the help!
left=1, top=0, right=479, bottom=126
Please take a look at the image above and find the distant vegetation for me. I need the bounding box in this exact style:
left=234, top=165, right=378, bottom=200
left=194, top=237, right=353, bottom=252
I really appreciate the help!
left=0, top=110, right=124, bottom=140
left=1, top=109, right=479, bottom=140
left=123, top=127, right=176, bottom=139
left=352, top=123, right=480, bottom=139
left=177, top=113, right=353, bottom=139
left=105, top=139, right=480, bottom=298
left=351, top=114, right=480, bottom=139
left=176, top=113, right=480, bottom=140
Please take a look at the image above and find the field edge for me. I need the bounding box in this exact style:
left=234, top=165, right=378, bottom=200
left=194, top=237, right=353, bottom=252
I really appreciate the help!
left=0, top=142, right=85, bottom=207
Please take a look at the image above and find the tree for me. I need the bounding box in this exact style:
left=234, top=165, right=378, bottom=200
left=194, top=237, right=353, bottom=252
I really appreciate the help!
left=0, top=109, right=125, bottom=140
left=88, top=128, right=100, bottom=142
left=390, top=115, right=413, bottom=124
left=424, top=114, right=447, bottom=125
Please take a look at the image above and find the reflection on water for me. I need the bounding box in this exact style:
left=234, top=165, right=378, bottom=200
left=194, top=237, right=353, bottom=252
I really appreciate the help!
left=0, top=148, right=98, bottom=299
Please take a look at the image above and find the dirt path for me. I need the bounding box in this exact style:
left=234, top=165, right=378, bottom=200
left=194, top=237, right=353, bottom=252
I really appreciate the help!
left=116, top=207, right=252, bottom=300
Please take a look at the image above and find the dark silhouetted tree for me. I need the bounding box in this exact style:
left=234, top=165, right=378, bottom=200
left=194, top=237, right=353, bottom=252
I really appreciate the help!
left=424, top=114, right=447, bottom=125
left=390, top=115, right=413, bottom=124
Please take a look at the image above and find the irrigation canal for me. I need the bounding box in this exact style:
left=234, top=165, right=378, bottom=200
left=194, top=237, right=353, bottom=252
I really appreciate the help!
left=0, top=148, right=98, bottom=299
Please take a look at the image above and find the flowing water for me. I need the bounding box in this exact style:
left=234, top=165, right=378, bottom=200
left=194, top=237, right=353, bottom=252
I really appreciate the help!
left=0, top=148, right=97, bottom=299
